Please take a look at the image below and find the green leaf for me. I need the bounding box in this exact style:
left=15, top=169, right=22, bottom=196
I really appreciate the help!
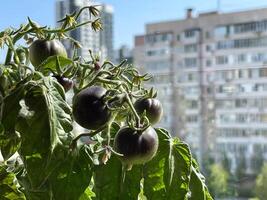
left=0, top=166, right=26, bottom=200
left=79, top=187, right=95, bottom=200
left=143, top=128, right=191, bottom=200
left=0, top=83, right=25, bottom=160
left=189, top=160, right=213, bottom=200
left=93, top=155, right=142, bottom=200
left=49, top=146, right=93, bottom=200
left=0, top=132, right=21, bottom=161
left=38, top=55, right=73, bottom=73
left=16, top=77, right=73, bottom=188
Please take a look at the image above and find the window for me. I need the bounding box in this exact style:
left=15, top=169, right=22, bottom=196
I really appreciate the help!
left=177, top=34, right=180, bottom=41
left=251, top=68, right=259, bottom=78
left=146, top=48, right=169, bottom=56
left=184, top=57, right=197, bottom=67
left=251, top=53, right=266, bottom=62
left=234, top=20, right=267, bottom=34
left=147, top=50, right=156, bottom=56
left=236, top=54, right=247, bottom=64
left=215, top=25, right=231, bottom=37
left=145, top=33, right=173, bottom=44
left=184, top=44, right=197, bottom=53
left=217, top=40, right=234, bottom=49
left=184, top=28, right=198, bottom=38
left=186, top=115, right=198, bottom=123
left=206, top=59, right=212, bottom=67
left=217, top=37, right=267, bottom=50
left=220, top=114, right=236, bottom=123
left=260, top=68, right=267, bottom=77
left=206, top=45, right=211, bottom=52
left=238, top=69, right=250, bottom=79
left=216, top=56, right=228, bottom=65
left=184, top=86, right=199, bottom=95
left=207, top=73, right=215, bottom=82
left=145, top=60, right=171, bottom=71
left=216, top=100, right=235, bottom=109
left=187, top=100, right=198, bottom=109
left=188, top=73, right=193, bottom=81
left=187, top=73, right=198, bottom=81
left=235, top=99, right=248, bottom=108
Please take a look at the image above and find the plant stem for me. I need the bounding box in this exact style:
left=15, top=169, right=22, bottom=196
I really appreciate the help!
left=70, top=125, right=107, bottom=148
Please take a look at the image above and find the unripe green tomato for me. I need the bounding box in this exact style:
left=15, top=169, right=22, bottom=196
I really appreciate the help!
left=29, top=39, right=67, bottom=67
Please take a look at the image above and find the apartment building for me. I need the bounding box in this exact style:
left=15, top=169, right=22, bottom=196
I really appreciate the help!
left=133, top=8, right=267, bottom=173
left=114, top=45, right=133, bottom=64
left=56, top=0, right=114, bottom=61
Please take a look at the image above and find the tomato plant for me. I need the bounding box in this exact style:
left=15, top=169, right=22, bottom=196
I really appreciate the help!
left=0, top=5, right=213, bottom=200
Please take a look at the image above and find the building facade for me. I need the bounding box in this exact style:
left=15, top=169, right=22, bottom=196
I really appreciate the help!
left=134, top=8, right=267, bottom=173
left=55, top=0, right=114, bottom=61
left=114, top=45, right=133, bottom=64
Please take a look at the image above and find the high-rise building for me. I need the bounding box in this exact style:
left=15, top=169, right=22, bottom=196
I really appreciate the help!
left=99, top=4, right=114, bottom=62
left=55, top=0, right=114, bottom=61
left=134, top=8, right=267, bottom=173
left=114, top=45, right=133, bottom=64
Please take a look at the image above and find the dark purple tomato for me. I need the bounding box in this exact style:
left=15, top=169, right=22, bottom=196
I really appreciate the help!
left=114, top=126, right=158, bottom=165
left=134, top=98, right=163, bottom=125
left=53, top=75, right=73, bottom=92
left=72, top=86, right=111, bottom=130
left=29, top=39, right=67, bottom=67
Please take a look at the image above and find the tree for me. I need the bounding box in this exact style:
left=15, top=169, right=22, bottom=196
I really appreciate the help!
left=221, top=153, right=231, bottom=173
left=208, top=164, right=229, bottom=198
left=251, top=151, right=264, bottom=175
left=255, top=163, right=267, bottom=200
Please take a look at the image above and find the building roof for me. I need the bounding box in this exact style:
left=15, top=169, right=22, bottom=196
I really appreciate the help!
left=145, top=7, right=267, bottom=34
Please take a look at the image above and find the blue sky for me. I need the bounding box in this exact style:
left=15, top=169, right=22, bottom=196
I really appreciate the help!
left=1, top=0, right=267, bottom=49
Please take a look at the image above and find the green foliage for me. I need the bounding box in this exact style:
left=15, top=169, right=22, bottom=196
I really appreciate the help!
left=0, top=166, right=26, bottom=200
left=0, top=4, right=213, bottom=200
left=255, top=163, right=267, bottom=200
left=207, top=164, right=229, bottom=198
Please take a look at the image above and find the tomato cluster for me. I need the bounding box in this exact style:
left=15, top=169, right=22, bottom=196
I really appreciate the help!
left=28, top=38, right=163, bottom=167
left=72, top=85, right=163, bottom=166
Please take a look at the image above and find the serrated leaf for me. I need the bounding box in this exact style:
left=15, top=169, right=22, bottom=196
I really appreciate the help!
left=143, top=128, right=191, bottom=200
left=49, top=146, right=93, bottom=200
left=38, top=55, right=73, bottom=72
left=189, top=160, right=213, bottom=200
left=93, top=155, right=142, bottom=200
left=0, top=166, right=26, bottom=200
left=16, top=77, right=73, bottom=188
left=0, top=83, right=25, bottom=160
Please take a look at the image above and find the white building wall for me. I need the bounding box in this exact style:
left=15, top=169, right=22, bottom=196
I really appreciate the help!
left=134, top=8, right=267, bottom=173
